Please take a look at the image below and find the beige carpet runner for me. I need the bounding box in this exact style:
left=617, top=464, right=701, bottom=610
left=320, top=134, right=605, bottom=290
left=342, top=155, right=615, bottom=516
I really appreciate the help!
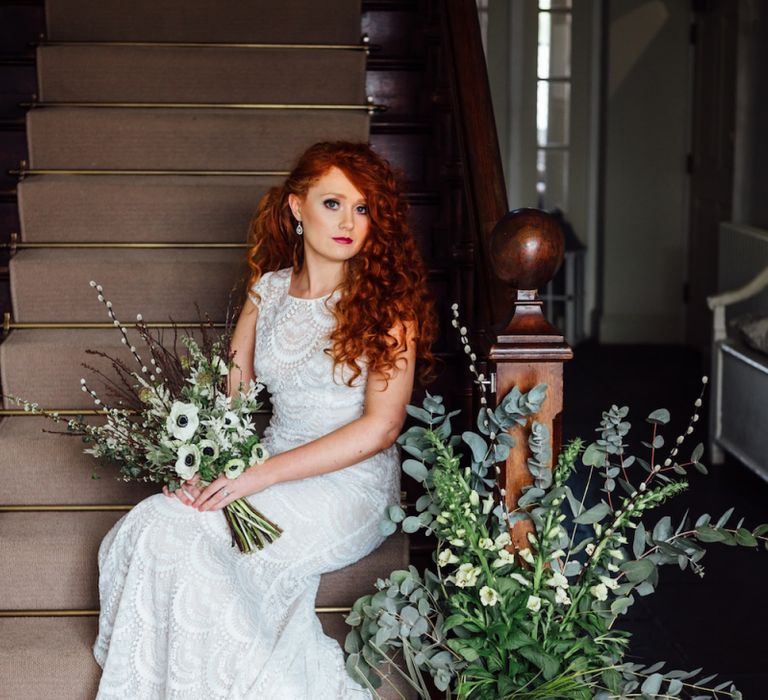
left=0, top=1, right=411, bottom=697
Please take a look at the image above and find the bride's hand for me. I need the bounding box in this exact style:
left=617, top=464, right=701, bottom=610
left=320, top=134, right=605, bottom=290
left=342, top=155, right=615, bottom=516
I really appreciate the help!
left=162, top=474, right=203, bottom=507
left=192, top=464, right=274, bottom=512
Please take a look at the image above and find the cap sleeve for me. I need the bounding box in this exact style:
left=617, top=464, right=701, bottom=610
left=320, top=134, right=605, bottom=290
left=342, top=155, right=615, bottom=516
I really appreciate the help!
left=248, top=270, right=274, bottom=311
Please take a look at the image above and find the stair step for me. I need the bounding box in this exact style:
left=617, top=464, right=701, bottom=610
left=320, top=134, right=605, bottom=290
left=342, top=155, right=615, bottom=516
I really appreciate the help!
left=0, top=416, right=156, bottom=505
left=45, top=0, right=361, bottom=43
left=0, top=509, right=407, bottom=609
left=27, top=107, right=370, bottom=170
left=0, top=617, right=101, bottom=700
left=37, top=45, right=366, bottom=104
left=9, top=248, right=248, bottom=322
left=18, top=174, right=279, bottom=243
left=0, top=613, right=411, bottom=700
left=0, top=328, right=262, bottom=411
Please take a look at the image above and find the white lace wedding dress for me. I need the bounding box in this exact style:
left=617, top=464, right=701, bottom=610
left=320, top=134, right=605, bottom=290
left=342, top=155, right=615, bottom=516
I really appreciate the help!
left=93, top=267, right=401, bottom=699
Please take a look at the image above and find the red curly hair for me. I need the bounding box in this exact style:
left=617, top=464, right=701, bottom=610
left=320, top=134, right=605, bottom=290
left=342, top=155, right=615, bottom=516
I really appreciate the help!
left=245, top=141, right=437, bottom=388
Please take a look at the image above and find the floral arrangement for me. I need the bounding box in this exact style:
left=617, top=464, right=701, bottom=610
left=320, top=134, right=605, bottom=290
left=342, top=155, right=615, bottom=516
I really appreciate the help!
left=2, top=281, right=281, bottom=553
left=343, top=305, right=765, bottom=699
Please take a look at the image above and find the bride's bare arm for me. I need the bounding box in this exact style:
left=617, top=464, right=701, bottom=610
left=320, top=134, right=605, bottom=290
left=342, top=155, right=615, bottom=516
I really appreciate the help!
left=193, top=319, right=418, bottom=511
left=226, top=297, right=259, bottom=399
left=163, top=297, right=258, bottom=505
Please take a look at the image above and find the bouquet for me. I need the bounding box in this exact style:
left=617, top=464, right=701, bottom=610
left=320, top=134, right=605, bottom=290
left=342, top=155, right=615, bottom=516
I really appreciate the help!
left=2, top=280, right=282, bottom=553
left=343, top=305, right=765, bottom=699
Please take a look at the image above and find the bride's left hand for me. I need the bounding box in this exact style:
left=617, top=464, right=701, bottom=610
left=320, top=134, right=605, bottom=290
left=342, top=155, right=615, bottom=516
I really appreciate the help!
left=192, top=464, right=275, bottom=512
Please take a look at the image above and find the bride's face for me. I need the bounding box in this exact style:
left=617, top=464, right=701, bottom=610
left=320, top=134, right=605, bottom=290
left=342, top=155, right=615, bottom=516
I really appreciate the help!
left=288, top=166, right=370, bottom=263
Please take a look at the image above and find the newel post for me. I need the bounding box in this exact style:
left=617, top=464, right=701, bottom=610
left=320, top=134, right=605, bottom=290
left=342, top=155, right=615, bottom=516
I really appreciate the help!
left=487, top=208, right=573, bottom=550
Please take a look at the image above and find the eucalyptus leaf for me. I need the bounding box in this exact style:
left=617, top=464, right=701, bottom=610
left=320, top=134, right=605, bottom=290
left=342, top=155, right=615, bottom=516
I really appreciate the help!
left=462, top=431, right=488, bottom=464
left=573, top=501, right=611, bottom=525
left=641, top=672, right=663, bottom=694
left=379, top=519, right=397, bottom=537
left=582, top=442, right=605, bottom=467
left=401, top=516, right=421, bottom=534
left=610, top=596, right=633, bottom=615
left=620, top=559, right=656, bottom=583
left=402, top=459, right=429, bottom=483
left=388, top=505, right=406, bottom=523
left=691, top=443, right=704, bottom=463
left=405, top=404, right=432, bottom=424
left=646, top=408, right=671, bottom=425
left=633, top=522, right=647, bottom=559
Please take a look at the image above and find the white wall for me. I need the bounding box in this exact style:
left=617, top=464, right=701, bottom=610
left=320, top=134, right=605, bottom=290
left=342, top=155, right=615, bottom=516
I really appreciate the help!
left=600, top=0, right=691, bottom=343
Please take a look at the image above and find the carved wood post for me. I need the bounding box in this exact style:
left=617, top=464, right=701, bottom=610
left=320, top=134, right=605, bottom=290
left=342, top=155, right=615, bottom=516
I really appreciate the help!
left=487, top=208, right=573, bottom=550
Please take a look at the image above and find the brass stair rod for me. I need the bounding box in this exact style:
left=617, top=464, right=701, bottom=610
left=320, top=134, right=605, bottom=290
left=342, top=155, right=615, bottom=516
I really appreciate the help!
left=0, top=607, right=352, bottom=617
left=36, top=39, right=371, bottom=51
left=9, top=168, right=290, bottom=177
left=0, top=408, right=137, bottom=416
left=0, top=408, right=270, bottom=416
left=0, top=242, right=249, bottom=249
left=1, top=498, right=414, bottom=513
left=4, top=322, right=227, bottom=330
left=0, top=505, right=135, bottom=512
left=22, top=101, right=381, bottom=112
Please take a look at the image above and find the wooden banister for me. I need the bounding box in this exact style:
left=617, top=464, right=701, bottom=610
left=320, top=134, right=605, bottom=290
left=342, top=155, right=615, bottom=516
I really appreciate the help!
left=440, top=0, right=573, bottom=538
left=442, top=0, right=510, bottom=329
left=488, top=208, right=573, bottom=549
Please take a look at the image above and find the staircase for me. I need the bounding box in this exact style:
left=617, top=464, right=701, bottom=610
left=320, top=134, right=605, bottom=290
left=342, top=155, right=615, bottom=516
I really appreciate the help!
left=0, top=1, right=417, bottom=697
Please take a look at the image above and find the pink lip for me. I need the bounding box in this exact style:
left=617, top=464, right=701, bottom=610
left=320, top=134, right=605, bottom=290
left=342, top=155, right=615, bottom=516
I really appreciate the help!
left=332, top=237, right=353, bottom=245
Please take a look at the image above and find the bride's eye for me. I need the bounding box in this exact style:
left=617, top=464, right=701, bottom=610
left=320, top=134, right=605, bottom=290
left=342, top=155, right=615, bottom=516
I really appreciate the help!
left=356, top=204, right=368, bottom=215
left=323, top=199, right=339, bottom=209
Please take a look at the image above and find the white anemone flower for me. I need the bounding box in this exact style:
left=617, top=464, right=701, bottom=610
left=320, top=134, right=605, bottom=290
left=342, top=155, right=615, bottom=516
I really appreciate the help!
left=175, top=444, right=201, bottom=480
left=478, top=537, right=495, bottom=551
left=250, top=443, right=269, bottom=465
left=166, top=402, right=199, bottom=441
left=479, top=586, right=499, bottom=607
left=198, top=439, right=219, bottom=461
left=224, top=458, right=246, bottom=479
left=222, top=411, right=240, bottom=430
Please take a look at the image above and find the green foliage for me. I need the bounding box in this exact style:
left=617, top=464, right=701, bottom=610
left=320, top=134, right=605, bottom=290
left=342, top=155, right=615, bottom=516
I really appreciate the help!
left=350, top=310, right=763, bottom=699
left=356, top=397, right=763, bottom=699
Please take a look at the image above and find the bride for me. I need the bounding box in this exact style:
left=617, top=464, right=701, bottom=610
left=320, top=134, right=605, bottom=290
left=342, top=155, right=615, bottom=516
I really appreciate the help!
left=92, top=141, right=438, bottom=699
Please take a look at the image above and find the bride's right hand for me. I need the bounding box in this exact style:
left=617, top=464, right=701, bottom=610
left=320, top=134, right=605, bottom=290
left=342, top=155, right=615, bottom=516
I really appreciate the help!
left=163, top=475, right=203, bottom=507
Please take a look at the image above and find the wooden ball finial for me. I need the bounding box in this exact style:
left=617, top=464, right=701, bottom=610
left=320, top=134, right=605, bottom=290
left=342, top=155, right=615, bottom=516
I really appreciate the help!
left=489, top=208, right=564, bottom=291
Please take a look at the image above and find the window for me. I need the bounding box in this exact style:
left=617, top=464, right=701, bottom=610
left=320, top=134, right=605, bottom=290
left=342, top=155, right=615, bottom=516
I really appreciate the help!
left=536, top=0, right=572, bottom=212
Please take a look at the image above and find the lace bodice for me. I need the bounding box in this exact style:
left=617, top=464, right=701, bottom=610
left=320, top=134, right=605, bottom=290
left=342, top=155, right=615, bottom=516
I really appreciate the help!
left=249, top=268, right=368, bottom=450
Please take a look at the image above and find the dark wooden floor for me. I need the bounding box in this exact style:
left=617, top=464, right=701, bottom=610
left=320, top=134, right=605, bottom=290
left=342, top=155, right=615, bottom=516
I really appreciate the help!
left=564, top=341, right=768, bottom=698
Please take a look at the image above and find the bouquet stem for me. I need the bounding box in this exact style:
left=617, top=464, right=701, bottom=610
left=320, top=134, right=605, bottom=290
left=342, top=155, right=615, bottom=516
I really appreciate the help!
left=223, top=498, right=283, bottom=553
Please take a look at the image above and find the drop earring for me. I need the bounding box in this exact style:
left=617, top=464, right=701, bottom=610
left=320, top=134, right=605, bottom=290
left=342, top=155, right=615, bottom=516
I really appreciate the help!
left=296, top=222, right=303, bottom=236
